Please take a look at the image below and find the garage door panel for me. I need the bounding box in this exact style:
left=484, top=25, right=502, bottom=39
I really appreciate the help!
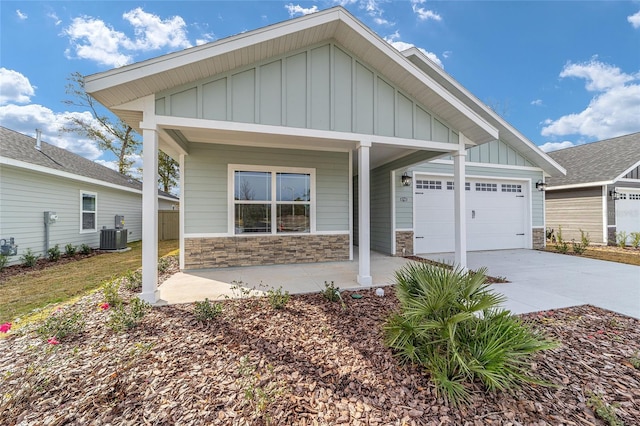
left=615, top=189, right=640, bottom=237
left=414, top=175, right=527, bottom=253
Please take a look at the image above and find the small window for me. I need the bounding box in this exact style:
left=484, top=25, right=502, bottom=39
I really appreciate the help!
left=81, top=191, right=97, bottom=232
left=627, top=193, right=640, bottom=200
left=446, top=181, right=471, bottom=191
left=501, top=184, right=522, bottom=193
left=416, top=180, right=442, bottom=190
left=475, top=182, right=497, bottom=192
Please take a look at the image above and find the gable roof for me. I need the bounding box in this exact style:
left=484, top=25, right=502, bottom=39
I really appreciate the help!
left=0, top=126, right=178, bottom=200
left=84, top=6, right=497, bottom=146
left=546, top=132, right=640, bottom=188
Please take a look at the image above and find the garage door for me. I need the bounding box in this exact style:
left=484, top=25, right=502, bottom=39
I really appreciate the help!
left=615, top=188, right=640, bottom=237
left=414, top=176, right=527, bottom=253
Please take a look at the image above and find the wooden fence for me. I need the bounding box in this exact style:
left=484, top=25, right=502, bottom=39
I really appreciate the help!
left=158, top=210, right=179, bottom=241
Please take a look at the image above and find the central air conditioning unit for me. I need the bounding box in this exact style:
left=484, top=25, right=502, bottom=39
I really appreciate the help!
left=100, top=229, right=128, bottom=250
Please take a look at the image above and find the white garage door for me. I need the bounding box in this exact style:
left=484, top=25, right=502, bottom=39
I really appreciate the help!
left=414, top=176, right=528, bottom=253
left=615, top=188, right=640, bottom=237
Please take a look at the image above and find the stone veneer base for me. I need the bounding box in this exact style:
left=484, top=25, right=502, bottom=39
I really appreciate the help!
left=395, top=231, right=414, bottom=256
left=532, top=228, right=545, bottom=249
left=184, top=234, right=350, bottom=269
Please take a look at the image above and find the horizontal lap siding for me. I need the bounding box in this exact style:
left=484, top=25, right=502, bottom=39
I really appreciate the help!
left=184, top=143, right=349, bottom=234
left=0, top=166, right=142, bottom=265
left=546, top=187, right=603, bottom=243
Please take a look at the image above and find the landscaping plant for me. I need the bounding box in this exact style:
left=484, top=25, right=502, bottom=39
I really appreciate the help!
left=79, top=243, right=92, bottom=255
left=586, top=391, right=624, bottom=426
left=322, top=281, right=345, bottom=309
left=64, top=243, right=77, bottom=257
left=616, top=231, right=628, bottom=248
left=122, top=269, right=142, bottom=292
left=20, top=249, right=39, bottom=267
left=267, top=286, right=290, bottom=310
left=384, top=262, right=557, bottom=406
left=0, top=254, right=7, bottom=271
left=630, top=232, right=640, bottom=249
left=103, top=279, right=124, bottom=307
left=194, top=298, right=223, bottom=321
left=572, top=229, right=590, bottom=255
left=108, top=297, right=151, bottom=332
left=554, top=226, right=569, bottom=254
left=47, top=244, right=61, bottom=262
left=36, top=309, right=85, bottom=342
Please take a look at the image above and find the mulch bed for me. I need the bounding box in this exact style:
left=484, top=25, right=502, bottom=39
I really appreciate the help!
left=1, top=273, right=638, bottom=425
left=0, top=251, right=102, bottom=283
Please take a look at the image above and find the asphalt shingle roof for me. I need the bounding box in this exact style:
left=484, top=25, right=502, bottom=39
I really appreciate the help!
left=0, top=126, right=177, bottom=199
left=546, top=132, right=640, bottom=188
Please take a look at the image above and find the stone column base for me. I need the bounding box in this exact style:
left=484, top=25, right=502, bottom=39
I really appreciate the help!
left=395, top=231, right=414, bottom=256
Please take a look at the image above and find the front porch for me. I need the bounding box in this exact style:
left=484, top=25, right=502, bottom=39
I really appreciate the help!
left=159, top=251, right=409, bottom=304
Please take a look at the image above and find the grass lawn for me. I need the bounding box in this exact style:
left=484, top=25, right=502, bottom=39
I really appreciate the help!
left=0, top=240, right=178, bottom=324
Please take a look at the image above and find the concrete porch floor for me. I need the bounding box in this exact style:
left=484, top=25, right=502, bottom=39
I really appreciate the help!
left=159, top=251, right=410, bottom=304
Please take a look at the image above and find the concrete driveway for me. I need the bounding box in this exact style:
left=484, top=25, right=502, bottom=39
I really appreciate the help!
left=420, top=249, right=640, bottom=319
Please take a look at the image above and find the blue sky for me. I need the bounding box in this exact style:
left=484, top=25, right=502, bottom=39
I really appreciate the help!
left=1, top=0, right=639, bottom=171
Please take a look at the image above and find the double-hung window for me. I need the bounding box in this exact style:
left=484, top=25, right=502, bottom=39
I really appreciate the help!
left=232, top=166, right=313, bottom=235
left=80, top=191, right=97, bottom=232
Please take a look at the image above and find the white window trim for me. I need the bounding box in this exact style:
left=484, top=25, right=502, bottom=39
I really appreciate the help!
left=80, top=190, right=98, bottom=233
left=227, top=164, right=316, bottom=235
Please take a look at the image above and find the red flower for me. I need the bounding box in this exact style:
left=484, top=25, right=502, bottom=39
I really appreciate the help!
left=47, top=337, right=60, bottom=345
left=100, top=303, right=110, bottom=310
left=596, top=330, right=604, bottom=334
left=0, top=323, right=11, bottom=333
left=587, top=335, right=594, bottom=339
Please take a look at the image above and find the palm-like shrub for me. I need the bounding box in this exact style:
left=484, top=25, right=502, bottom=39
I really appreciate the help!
left=384, top=262, right=557, bottom=405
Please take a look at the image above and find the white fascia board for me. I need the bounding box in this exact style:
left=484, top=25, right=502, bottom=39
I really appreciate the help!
left=0, top=156, right=142, bottom=195
left=546, top=181, right=612, bottom=191
left=613, top=159, right=640, bottom=181
left=159, top=195, right=179, bottom=202
left=155, top=115, right=463, bottom=153
left=402, top=47, right=565, bottom=177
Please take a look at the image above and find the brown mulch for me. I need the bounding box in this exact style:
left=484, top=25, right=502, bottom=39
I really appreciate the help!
left=1, top=270, right=638, bottom=425
left=0, top=251, right=101, bottom=282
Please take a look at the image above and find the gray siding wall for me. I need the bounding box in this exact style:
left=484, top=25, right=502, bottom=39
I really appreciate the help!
left=156, top=42, right=459, bottom=144
left=545, top=187, right=604, bottom=243
left=184, top=143, right=349, bottom=234
left=0, top=165, right=142, bottom=266
left=396, top=162, right=545, bottom=229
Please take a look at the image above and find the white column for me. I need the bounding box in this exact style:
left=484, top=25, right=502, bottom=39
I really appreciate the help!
left=140, top=126, right=160, bottom=304
left=453, top=135, right=467, bottom=270
left=179, top=154, right=186, bottom=270
left=357, top=141, right=372, bottom=286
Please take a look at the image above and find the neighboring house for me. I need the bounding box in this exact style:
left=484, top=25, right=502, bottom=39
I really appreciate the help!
left=83, top=7, right=564, bottom=303
left=0, top=126, right=179, bottom=265
left=545, top=132, right=640, bottom=245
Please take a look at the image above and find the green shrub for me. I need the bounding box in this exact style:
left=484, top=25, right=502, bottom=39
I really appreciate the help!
left=630, top=232, right=640, bottom=249
left=20, top=249, right=39, bottom=267
left=586, top=391, right=623, bottom=426
left=384, top=262, right=557, bottom=406
left=616, top=231, right=628, bottom=248
left=37, top=310, right=85, bottom=341
left=555, top=226, right=569, bottom=254
left=321, top=281, right=345, bottom=309
left=103, top=279, right=123, bottom=307
left=64, top=243, right=77, bottom=257
left=194, top=298, right=223, bottom=321
left=79, top=243, right=92, bottom=255
left=108, top=297, right=151, bottom=332
left=267, top=286, right=290, bottom=310
left=573, top=229, right=590, bottom=254
left=123, top=269, right=143, bottom=292
left=0, top=254, right=7, bottom=271
left=158, top=257, right=171, bottom=274
left=47, top=244, right=61, bottom=262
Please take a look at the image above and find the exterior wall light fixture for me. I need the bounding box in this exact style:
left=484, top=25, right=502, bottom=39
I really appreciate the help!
left=401, top=172, right=412, bottom=187
left=609, top=190, right=620, bottom=200
left=535, top=180, right=548, bottom=191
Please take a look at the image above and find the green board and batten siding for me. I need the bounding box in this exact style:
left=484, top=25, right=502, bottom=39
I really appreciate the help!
left=154, top=42, right=457, bottom=144
left=184, top=143, right=349, bottom=234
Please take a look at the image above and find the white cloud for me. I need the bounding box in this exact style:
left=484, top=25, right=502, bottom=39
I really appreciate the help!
left=63, top=8, right=193, bottom=67
left=0, top=68, right=36, bottom=105
left=0, top=103, right=103, bottom=160
left=628, top=10, right=640, bottom=28
left=47, top=12, right=62, bottom=26
left=63, top=16, right=134, bottom=67
left=442, top=50, right=452, bottom=59
left=285, top=4, right=319, bottom=17
left=541, top=59, right=640, bottom=140
left=411, top=0, right=442, bottom=22
left=195, top=33, right=215, bottom=46
left=384, top=31, right=443, bottom=68
left=530, top=99, right=543, bottom=106
left=122, top=8, right=191, bottom=51
left=538, top=141, right=575, bottom=153
left=16, top=9, right=27, bottom=20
